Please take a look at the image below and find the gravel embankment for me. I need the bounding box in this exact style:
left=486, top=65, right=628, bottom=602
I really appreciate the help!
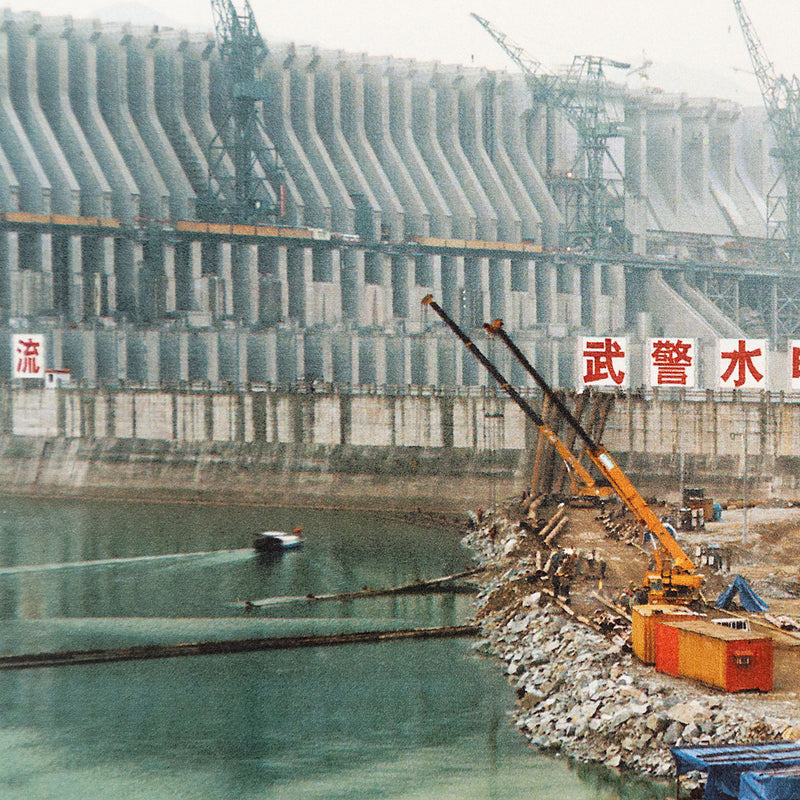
left=464, top=510, right=800, bottom=778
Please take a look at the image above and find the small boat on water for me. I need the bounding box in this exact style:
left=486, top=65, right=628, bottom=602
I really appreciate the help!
left=253, top=528, right=305, bottom=553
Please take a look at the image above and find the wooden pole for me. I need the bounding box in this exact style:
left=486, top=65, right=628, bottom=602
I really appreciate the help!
left=0, top=625, right=480, bottom=671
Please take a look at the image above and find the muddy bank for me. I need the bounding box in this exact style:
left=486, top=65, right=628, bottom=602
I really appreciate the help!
left=0, top=436, right=520, bottom=512
left=464, top=508, right=800, bottom=779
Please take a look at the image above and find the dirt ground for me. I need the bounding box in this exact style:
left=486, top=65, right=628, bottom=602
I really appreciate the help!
left=518, top=497, right=800, bottom=698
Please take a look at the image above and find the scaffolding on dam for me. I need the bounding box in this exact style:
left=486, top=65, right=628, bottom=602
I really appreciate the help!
left=0, top=9, right=795, bottom=391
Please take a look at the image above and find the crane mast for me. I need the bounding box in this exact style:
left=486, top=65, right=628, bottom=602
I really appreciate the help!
left=471, top=13, right=629, bottom=253
left=732, top=0, right=800, bottom=263
left=205, top=0, right=284, bottom=223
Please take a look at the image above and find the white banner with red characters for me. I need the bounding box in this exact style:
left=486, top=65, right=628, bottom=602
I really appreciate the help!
left=718, top=338, right=767, bottom=389
left=579, top=336, right=628, bottom=388
left=12, top=334, right=45, bottom=379
left=648, top=338, right=696, bottom=388
left=790, top=341, right=800, bottom=391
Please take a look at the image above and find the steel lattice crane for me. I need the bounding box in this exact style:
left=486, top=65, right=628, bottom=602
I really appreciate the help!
left=471, top=13, right=630, bottom=252
left=733, top=0, right=800, bottom=263
left=204, top=0, right=284, bottom=222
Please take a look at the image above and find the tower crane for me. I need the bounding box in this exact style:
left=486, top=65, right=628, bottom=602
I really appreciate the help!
left=204, top=0, right=284, bottom=222
left=733, top=0, right=800, bottom=264
left=471, top=13, right=630, bottom=253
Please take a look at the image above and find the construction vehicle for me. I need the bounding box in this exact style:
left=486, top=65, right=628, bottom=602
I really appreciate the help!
left=421, top=295, right=703, bottom=606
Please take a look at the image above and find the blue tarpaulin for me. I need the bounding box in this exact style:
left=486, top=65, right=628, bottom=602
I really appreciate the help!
left=672, top=743, right=800, bottom=800
left=715, top=575, right=769, bottom=612
left=739, top=766, right=800, bottom=800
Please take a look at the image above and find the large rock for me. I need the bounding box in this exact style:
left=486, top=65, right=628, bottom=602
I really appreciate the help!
left=667, top=700, right=711, bottom=726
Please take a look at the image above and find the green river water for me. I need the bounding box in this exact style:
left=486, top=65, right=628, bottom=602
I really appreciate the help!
left=0, top=497, right=669, bottom=799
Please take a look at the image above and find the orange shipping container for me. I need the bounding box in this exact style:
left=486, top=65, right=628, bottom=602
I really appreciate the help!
left=655, top=619, right=772, bottom=692
left=630, top=604, right=700, bottom=664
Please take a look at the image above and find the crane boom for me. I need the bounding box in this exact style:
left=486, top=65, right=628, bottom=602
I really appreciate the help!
left=423, top=297, right=702, bottom=604
left=470, top=12, right=629, bottom=252
left=420, top=296, right=609, bottom=498
left=732, top=0, right=800, bottom=260
left=483, top=317, right=695, bottom=576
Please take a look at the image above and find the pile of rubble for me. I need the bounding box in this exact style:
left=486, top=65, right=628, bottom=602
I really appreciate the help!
left=464, top=510, right=800, bottom=778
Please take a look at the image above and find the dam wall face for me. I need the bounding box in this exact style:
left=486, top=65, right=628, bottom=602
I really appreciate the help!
left=1, top=385, right=799, bottom=507
left=0, top=11, right=791, bottom=394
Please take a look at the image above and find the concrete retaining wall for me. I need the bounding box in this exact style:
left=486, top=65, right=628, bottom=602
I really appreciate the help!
left=1, top=385, right=800, bottom=507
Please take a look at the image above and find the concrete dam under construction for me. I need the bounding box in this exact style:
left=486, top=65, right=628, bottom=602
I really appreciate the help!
left=0, top=8, right=791, bottom=387
left=0, top=6, right=797, bottom=499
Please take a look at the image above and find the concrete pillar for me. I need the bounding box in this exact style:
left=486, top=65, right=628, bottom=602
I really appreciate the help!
left=536, top=261, right=557, bottom=326
left=440, top=254, right=465, bottom=325
left=711, top=102, right=739, bottom=194
left=647, top=103, right=681, bottom=213
left=607, top=262, right=626, bottom=332
left=286, top=245, right=307, bottom=323
left=341, top=247, right=365, bottom=323
left=160, top=330, right=189, bottom=383
left=233, top=243, right=258, bottom=324
left=96, top=30, right=170, bottom=219
left=563, top=262, right=582, bottom=328
left=424, top=336, right=438, bottom=385
left=490, top=257, right=512, bottom=325
left=623, top=101, right=648, bottom=254
left=585, top=262, right=603, bottom=334
left=69, top=234, right=83, bottom=321
left=112, top=237, right=135, bottom=318
left=101, top=237, right=116, bottom=316
left=388, top=66, right=452, bottom=238
left=261, top=51, right=331, bottom=228
left=67, top=29, right=139, bottom=222
left=320, top=336, right=333, bottom=382
left=40, top=233, right=53, bottom=312
left=190, top=240, right=204, bottom=311
left=0, top=231, right=18, bottom=312
left=338, top=62, right=404, bottom=242
left=681, top=104, right=708, bottom=200
left=346, top=333, right=359, bottom=385
left=219, top=330, right=247, bottom=385
left=142, top=329, right=160, bottom=385
left=477, top=256, right=491, bottom=323
left=391, top=255, right=414, bottom=320
left=411, top=78, right=477, bottom=239
left=363, top=65, right=429, bottom=237
left=315, top=66, right=385, bottom=242
left=457, top=73, right=520, bottom=241
left=374, top=336, right=387, bottom=385
left=433, top=73, right=498, bottom=240
left=163, top=241, right=176, bottom=314
left=275, top=244, right=290, bottom=320
left=498, top=77, right=558, bottom=248
left=219, top=241, right=233, bottom=318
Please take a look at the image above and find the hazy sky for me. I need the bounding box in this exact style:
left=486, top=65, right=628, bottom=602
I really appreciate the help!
left=5, top=0, right=800, bottom=106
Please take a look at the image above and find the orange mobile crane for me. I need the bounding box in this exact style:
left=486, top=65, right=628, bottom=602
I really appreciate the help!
left=422, top=295, right=703, bottom=606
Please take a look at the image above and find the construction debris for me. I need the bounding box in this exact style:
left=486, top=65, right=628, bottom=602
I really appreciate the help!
left=464, top=506, right=800, bottom=778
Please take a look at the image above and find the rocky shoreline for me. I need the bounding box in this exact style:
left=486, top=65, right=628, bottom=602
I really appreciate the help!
left=464, top=508, right=800, bottom=780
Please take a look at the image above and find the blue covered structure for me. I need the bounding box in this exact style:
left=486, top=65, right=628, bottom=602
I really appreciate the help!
left=715, top=575, right=769, bottom=613
left=672, top=743, right=800, bottom=800
left=739, top=766, right=800, bottom=800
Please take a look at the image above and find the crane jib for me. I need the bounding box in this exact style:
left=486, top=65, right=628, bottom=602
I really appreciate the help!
left=421, top=295, right=699, bottom=582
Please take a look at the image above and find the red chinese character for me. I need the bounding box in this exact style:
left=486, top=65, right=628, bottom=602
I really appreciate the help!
left=651, top=339, right=692, bottom=385
left=793, top=347, right=800, bottom=379
left=15, top=338, right=41, bottom=375
left=720, top=339, right=763, bottom=388
left=583, top=338, right=626, bottom=385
